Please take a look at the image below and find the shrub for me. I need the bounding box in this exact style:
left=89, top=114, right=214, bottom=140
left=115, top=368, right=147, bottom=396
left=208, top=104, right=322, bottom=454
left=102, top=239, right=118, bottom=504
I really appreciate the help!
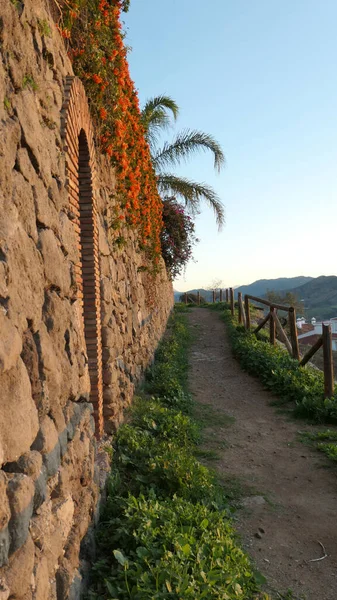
left=161, top=197, right=198, bottom=279
left=91, top=494, right=263, bottom=600
left=89, top=310, right=269, bottom=599
left=223, top=311, right=337, bottom=423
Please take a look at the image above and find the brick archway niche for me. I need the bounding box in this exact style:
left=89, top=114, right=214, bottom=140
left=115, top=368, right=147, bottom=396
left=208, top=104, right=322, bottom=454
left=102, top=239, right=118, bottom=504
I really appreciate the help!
left=61, top=76, right=104, bottom=437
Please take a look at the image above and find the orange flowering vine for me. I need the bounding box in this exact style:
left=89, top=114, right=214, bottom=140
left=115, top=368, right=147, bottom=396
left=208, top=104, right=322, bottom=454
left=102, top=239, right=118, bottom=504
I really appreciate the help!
left=59, top=0, right=163, bottom=268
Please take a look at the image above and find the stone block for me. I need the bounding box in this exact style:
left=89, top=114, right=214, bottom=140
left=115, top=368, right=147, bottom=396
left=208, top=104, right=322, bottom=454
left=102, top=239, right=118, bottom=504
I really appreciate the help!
left=31, top=416, right=59, bottom=455
left=52, top=496, right=74, bottom=557
left=0, top=579, right=10, bottom=600
left=4, top=451, right=42, bottom=481
left=33, top=556, right=49, bottom=600
left=0, top=528, right=9, bottom=569
left=0, top=117, right=21, bottom=198
left=0, top=313, right=22, bottom=374
left=12, top=93, right=54, bottom=188
left=1, top=534, right=35, bottom=599
left=4, top=225, right=45, bottom=331
left=38, top=229, right=72, bottom=296
left=12, top=171, right=38, bottom=243
left=0, top=262, right=7, bottom=299
left=6, top=474, right=34, bottom=554
left=102, top=364, right=118, bottom=386
left=0, top=359, right=39, bottom=466
left=101, top=277, right=112, bottom=303
left=31, top=416, right=61, bottom=478
left=58, top=211, right=79, bottom=264
left=20, top=329, right=45, bottom=413
left=43, top=444, right=61, bottom=479
left=33, top=467, right=47, bottom=512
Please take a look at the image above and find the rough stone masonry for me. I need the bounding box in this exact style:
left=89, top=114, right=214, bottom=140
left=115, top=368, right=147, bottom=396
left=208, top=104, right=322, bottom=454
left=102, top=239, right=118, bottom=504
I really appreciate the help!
left=0, top=1, right=173, bottom=598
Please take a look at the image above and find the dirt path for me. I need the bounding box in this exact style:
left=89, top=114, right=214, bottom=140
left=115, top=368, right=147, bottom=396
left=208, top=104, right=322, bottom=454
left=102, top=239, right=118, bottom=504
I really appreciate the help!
left=187, top=308, right=337, bottom=600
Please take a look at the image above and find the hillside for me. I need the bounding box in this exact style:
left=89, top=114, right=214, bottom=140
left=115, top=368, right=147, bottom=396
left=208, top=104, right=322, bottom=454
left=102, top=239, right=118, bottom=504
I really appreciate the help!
left=289, top=275, right=337, bottom=320
left=175, top=275, right=337, bottom=320
left=234, top=276, right=313, bottom=299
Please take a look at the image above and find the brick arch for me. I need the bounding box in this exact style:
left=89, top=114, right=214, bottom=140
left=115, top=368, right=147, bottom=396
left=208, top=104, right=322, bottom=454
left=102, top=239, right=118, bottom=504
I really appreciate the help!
left=61, top=76, right=103, bottom=437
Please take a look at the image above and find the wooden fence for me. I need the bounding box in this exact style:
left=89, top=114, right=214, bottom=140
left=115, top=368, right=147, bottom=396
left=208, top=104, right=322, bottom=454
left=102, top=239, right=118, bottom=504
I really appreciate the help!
left=223, top=288, right=335, bottom=398
left=180, top=288, right=334, bottom=397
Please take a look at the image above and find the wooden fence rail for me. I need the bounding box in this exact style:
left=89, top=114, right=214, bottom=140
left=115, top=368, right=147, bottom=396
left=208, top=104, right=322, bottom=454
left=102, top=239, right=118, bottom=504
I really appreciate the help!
left=224, top=289, right=334, bottom=398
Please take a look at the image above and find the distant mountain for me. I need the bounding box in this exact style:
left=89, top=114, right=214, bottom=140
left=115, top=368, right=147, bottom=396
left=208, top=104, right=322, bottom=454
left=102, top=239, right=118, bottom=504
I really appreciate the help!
left=288, top=276, right=337, bottom=320
left=235, top=276, right=313, bottom=299
left=175, top=276, right=337, bottom=320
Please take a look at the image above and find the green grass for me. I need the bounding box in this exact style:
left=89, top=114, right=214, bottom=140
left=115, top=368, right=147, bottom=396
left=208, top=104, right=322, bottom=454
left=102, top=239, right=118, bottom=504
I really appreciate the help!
left=300, top=429, right=337, bottom=463
left=194, top=447, right=221, bottom=462
left=88, top=310, right=270, bottom=600
left=192, top=401, right=235, bottom=429
left=274, top=590, right=306, bottom=600
left=37, top=18, right=51, bottom=37
left=3, top=97, right=10, bottom=112
left=222, top=309, right=337, bottom=424
left=22, top=75, right=38, bottom=91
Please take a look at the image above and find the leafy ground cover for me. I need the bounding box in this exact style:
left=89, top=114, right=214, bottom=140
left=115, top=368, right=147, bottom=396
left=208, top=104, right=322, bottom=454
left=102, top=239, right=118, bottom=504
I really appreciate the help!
left=300, top=429, right=337, bottom=462
left=217, top=307, right=337, bottom=424
left=88, top=308, right=269, bottom=599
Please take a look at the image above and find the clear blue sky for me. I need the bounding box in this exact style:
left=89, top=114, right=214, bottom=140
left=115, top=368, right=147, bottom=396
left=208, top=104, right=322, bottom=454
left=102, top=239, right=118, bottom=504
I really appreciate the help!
left=124, top=1, right=337, bottom=291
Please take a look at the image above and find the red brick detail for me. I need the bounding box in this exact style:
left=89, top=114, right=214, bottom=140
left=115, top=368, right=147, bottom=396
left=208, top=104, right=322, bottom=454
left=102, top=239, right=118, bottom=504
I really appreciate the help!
left=61, top=76, right=104, bottom=438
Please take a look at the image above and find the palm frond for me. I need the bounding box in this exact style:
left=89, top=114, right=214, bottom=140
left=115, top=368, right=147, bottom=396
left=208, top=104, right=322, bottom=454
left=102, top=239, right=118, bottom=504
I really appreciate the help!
left=141, top=95, right=179, bottom=133
left=158, top=173, right=225, bottom=230
left=153, top=129, right=225, bottom=174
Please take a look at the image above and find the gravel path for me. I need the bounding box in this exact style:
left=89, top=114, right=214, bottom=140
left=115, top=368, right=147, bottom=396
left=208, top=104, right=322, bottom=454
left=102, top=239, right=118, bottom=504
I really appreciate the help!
left=187, top=308, right=337, bottom=600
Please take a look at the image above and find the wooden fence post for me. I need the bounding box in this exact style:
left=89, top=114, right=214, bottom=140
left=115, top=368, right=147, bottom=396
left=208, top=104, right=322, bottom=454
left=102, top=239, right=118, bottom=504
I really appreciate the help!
left=197, top=291, right=200, bottom=306
left=269, top=307, right=276, bottom=345
left=238, top=292, right=243, bottom=324
left=244, top=295, right=250, bottom=330
left=273, top=311, right=292, bottom=356
left=230, top=287, right=234, bottom=316
left=323, top=323, right=334, bottom=398
left=238, top=292, right=247, bottom=328
left=212, top=290, right=215, bottom=303
left=184, top=292, right=187, bottom=305
left=226, top=289, right=229, bottom=303
left=220, top=289, right=223, bottom=302
left=288, top=307, right=300, bottom=360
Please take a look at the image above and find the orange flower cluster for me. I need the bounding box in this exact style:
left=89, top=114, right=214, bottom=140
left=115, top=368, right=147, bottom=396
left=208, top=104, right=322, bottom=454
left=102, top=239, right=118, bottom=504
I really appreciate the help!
left=59, top=0, right=163, bottom=267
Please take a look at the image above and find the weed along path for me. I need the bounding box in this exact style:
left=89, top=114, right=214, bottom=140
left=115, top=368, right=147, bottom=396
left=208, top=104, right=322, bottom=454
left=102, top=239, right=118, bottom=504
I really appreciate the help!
left=187, top=308, right=337, bottom=600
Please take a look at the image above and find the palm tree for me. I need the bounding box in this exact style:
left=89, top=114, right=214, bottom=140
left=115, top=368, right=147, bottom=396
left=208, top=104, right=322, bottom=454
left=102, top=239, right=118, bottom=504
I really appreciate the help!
left=141, top=95, right=226, bottom=229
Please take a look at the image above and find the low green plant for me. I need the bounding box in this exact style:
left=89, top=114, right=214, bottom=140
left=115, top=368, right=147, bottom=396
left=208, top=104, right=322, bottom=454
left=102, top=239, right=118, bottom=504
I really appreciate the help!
left=174, top=301, right=192, bottom=313
left=37, top=19, right=51, bottom=37
left=114, top=423, right=217, bottom=503
left=3, top=97, right=10, bottom=112
left=301, top=429, right=337, bottom=462
left=144, top=313, right=191, bottom=408
left=208, top=300, right=230, bottom=311
left=22, top=74, right=38, bottom=91
left=90, top=494, right=264, bottom=600
left=276, top=590, right=306, bottom=600
left=114, top=235, right=127, bottom=249
left=222, top=310, right=337, bottom=423
left=41, top=115, right=56, bottom=129
left=193, top=402, right=235, bottom=429
left=89, top=310, right=270, bottom=599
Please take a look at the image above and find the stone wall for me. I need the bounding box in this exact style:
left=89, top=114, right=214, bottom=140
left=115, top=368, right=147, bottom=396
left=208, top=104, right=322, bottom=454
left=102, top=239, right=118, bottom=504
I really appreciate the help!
left=0, top=2, right=173, bottom=598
